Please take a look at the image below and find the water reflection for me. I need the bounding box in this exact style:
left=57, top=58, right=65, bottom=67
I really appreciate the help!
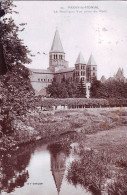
left=0, top=142, right=39, bottom=194
left=0, top=139, right=89, bottom=195
left=48, top=143, right=70, bottom=195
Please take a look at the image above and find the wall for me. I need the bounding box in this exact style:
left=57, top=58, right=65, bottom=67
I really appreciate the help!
left=30, top=70, right=54, bottom=96
left=55, top=71, right=74, bottom=83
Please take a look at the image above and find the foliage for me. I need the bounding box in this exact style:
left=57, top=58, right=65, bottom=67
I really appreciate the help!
left=90, top=78, right=127, bottom=99
left=0, top=143, right=36, bottom=193
left=67, top=145, right=127, bottom=195
left=0, top=0, right=35, bottom=135
left=77, top=79, right=86, bottom=98
left=108, top=175, right=127, bottom=195
left=67, top=149, right=111, bottom=195
left=47, top=77, right=78, bottom=98
left=1, top=0, right=32, bottom=72
left=41, top=98, right=110, bottom=109
left=0, top=1, right=7, bottom=74
left=90, top=79, right=102, bottom=98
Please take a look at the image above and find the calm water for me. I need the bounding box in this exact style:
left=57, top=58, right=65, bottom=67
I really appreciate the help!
left=0, top=141, right=91, bottom=195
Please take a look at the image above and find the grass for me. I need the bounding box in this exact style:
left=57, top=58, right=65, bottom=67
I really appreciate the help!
left=84, top=126, right=127, bottom=158
left=2, top=107, right=127, bottom=151
left=66, top=134, right=127, bottom=195
left=23, top=107, right=127, bottom=139
left=1, top=106, right=127, bottom=194
left=62, top=108, right=127, bottom=195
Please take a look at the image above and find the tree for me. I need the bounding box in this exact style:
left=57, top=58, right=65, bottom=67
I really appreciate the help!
left=1, top=0, right=32, bottom=72
left=90, top=79, right=102, bottom=98
left=77, top=79, right=86, bottom=98
left=90, top=77, right=127, bottom=99
left=0, top=0, right=35, bottom=135
left=47, top=77, right=78, bottom=98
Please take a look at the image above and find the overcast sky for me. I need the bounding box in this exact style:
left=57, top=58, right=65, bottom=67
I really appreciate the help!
left=10, top=1, right=127, bottom=79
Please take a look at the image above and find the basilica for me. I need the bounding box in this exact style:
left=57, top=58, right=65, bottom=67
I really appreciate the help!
left=29, top=30, right=97, bottom=97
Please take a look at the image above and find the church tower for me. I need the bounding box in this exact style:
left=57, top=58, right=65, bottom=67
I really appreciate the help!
left=86, top=54, right=97, bottom=83
left=75, top=52, right=87, bottom=83
left=49, top=29, right=68, bottom=72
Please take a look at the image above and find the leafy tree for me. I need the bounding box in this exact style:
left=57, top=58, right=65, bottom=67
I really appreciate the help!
left=0, top=0, right=35, bottom=135
left=47, top=77, right=78, bottom=98
left=90, top=78, right=101, bottom=98
left=90, top=78, right=127, bottom=99
left=47, top=77, right=87, bottom=98
left=1, top=0, right=32, bottom=72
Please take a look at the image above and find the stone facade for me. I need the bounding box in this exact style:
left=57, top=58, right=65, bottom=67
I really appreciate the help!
left=29, top=30, right=98, bottom=97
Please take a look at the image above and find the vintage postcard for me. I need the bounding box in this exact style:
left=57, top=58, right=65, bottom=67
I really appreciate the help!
left=0, top=1, right=127, bottom=195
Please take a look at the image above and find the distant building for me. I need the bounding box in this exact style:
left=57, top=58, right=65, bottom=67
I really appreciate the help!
left=101, top=68, right=127, bottom=83
left=100, top=75, right=106, bottom=83
left=115, top=68, right=126, bottom=82
left=29, top=30, right=98, bottom=97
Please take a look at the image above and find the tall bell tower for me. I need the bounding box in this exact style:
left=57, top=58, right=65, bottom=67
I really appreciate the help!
left=48, top=29, right=68, bottom=72
left=75, top=52, right=87, bottom=83
left=86, top=54, right=97, bottom=83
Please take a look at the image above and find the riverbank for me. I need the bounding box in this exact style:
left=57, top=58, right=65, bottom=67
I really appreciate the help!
left=1, top=107, right=127, bottom=152
left=1, top=107, right=127, bottom=194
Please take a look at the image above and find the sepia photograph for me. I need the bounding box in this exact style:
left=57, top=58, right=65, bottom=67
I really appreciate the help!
left=0, top=1, right=127, bottom=195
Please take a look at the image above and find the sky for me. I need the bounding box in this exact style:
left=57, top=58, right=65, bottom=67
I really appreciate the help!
left=9, top=1, right=127, bottom=79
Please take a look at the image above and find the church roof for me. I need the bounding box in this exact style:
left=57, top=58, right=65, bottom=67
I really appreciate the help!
left=75, top=52, right=86, bottom=64
left=50, top=30, right=64, bottom=53
left=55, top=67, right=75, bottom=73
left=30, top=68, right=53, bottom=74
left=87, top=54, right=97, bottom=66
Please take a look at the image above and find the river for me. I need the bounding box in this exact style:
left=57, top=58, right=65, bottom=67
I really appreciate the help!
left=0, top=140, right=91, bottom=195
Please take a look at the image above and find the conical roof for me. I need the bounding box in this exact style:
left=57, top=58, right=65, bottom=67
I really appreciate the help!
left=116, top=68, right=124, bottom=78
left=75, top=52, right=86, bottom=64
left=50, top=30, right=64, bottom=53
left=87, top=54, right=97, bottom=66
left=52, top=170, right=65, bottom=194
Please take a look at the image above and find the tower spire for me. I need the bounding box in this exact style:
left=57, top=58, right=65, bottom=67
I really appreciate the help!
left=75, top=52, right=86, bottom=64
left=49, top=29, right=68, bottom=72
left=87, top=54, right=97, bottom=66
left=50, top=29, right=64, bottom=53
